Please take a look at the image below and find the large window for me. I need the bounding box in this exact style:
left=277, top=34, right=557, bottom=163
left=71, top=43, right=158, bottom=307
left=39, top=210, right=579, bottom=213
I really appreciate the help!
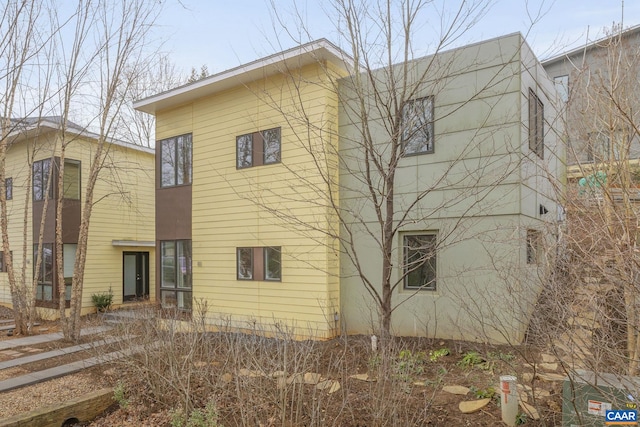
left=403, top=234, right=437, bottom=290
left=160, top=134, right=192, bottom=187
left=5, top=178, right=12, bottom=200
left=63, top=160, right=81, bottom=199
left=160, top=240, right=192, bottom=310
left=237, top=246, right=281, bottom=281
left=33, top=158, right=53, bottom=201
left=402, top=97, right=434, bottom=155
left=236, top=127, right=281, bottom=169
left=34, top=243, right=54, bottom=301
left=528, top=89, right=544, bottom=159
left=553, top=75, right=569, bottom=103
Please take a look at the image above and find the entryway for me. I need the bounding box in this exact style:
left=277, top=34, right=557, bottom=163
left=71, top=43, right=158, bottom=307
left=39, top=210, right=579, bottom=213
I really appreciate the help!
left=123, top=252, right=149, bottom=301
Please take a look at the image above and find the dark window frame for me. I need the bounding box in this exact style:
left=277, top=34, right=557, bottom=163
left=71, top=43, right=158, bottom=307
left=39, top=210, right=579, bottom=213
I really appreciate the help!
left=236, top=127, right=281, bottom=169
left=33, top=243, right=55, bottom=302
left=528, top=89, right=544, bottom=159
left=33, top=158, right=53, bottom=201
left=236, top=246, right=282, bottom=282
left=160, top=133, right=193, bottom=188
left=526, top=229, right=542, bottom=265
left=401, top=96, right=435, bottom=156
left=160, top=239, right=192, bottom=311
left=403, top=234, right=437, bottom=291
left=0, top=251, right=11, bottom=272
left=5, top=177, right=12, bottom=200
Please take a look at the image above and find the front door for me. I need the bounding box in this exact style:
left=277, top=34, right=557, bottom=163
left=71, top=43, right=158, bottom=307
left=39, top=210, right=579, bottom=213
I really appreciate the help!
left=123, top=252, right=149, bottom=301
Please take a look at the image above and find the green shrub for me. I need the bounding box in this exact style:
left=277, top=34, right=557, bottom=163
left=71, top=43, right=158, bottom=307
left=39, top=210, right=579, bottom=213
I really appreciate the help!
left=92, top=289, right=113, bottom=312
left=113, top=381, right=129, bottom=409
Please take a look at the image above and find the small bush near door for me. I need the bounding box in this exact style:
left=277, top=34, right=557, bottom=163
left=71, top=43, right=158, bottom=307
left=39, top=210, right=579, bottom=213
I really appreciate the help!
left=91, top=289, right=113, bottom=312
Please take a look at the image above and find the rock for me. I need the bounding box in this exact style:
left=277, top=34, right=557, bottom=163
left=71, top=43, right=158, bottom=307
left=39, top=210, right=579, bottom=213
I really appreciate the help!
left=221, top=373, right=233, bottom=383
left=538, top=362, right=558, bottom=371
left=442, top=385, right=470, bottom=395
left=270, top=371, right=286, bottom=378
left=303, top=373, right=322, bottom=385
left=238, top=368, right=262, bottom=378
left=349, top=373, right=374, bottom=382
left=540, top=353, right=555, bottom=363
left=537, top=372, right=565, bottom=382
left=287, top=373, right=304, bottom=384
left=194, top=361, right=208, bottom=368
left=522, top=372, right=534, bottom=383
left=459, top=398, right=491, bottom=414
left=413, top=381, right=426, bottom=386
left=520, top=401, right=541, bottom=420
left=533, top=388, right=551, bottom=398
left=38, top=327, right=49, bottom=332
left=328, top=381, right=341, bottom=394
left=6, top=329, right=12, bottom=336
left=518, top=391, right=529, bottom=402
left=103, top=368, right=117, bottom=377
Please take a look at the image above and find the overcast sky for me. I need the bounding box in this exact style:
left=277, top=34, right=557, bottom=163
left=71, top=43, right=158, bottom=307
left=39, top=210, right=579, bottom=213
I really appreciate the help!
left=154, top=0, right=638, bottom=76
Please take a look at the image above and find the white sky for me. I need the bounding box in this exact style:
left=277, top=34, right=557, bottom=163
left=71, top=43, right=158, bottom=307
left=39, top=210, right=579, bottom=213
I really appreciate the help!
left=154, top=0, right=639, bottom=76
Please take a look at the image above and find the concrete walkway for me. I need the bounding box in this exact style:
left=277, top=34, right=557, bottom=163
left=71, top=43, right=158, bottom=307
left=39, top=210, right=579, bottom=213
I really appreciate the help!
left=0, top=326, right=110, bottom=351
left=0, top=336, right=123, bottom=370
left=0, top=345, right=141, bottom=393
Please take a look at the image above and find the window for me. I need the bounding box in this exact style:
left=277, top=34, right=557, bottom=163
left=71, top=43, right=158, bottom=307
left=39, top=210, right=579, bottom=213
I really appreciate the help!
left=236, top=246, right=281, bottom=281
left=34, top=243, right=54, bottom=301
left=5, top=178, right=12, bottom=200
left=553, top=75, right=569, bottom=103
left=63, top=160, right=80, bottom=199
left=526, top=229, right=542, bottom=265
left=403, top=234, right=436, bottom=290
left=160, top=240, right=192, bottom=310
left=160, top=134, right=192, bottom=187
left=402, top=97, right=434, bottom=155
left=33, top=158, right=53, bottom=201
left=63, top=244, right=76, bottom=300
left=236, top=127, right=281, bottom=168
left=528, top=89, right=544, bottom=159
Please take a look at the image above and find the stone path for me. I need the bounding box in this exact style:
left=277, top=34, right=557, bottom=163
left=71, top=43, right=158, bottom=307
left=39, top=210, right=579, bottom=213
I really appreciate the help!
left=0, top=325, right=110, bottom=351
left=0, top=345, right=141, bottom=393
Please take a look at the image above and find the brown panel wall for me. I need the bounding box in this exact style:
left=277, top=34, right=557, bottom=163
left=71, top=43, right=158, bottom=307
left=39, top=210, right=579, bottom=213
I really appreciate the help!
left=32, top=200, right=56, bottom=243
left=61, top=199, right=81, bottom=243
left=155, top=186, right=192, bottom=241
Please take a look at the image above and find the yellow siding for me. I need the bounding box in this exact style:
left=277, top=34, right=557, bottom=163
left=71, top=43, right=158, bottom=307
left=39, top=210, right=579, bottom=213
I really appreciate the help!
left=157, top=63, right=341, bottom=337
left=0, top=131, right=155, bottom=316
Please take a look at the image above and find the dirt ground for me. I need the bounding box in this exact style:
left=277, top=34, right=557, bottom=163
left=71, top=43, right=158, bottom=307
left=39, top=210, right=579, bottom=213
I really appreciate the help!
left=0, top=307, right=565, bottom=426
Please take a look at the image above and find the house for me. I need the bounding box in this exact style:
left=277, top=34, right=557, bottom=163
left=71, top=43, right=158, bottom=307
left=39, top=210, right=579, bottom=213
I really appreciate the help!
left=542, top=24, right=640, bottom=178
left=135, top=34, right=563, bottom=344
left=0, top=117, right=156, bottom=318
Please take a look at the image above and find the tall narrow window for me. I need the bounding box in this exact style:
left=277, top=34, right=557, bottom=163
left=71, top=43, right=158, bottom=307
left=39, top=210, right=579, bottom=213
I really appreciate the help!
left=402, top=97, right=434, bottom=155
left=63, top=160, right=80, bottom=199
left=403, top=234, right=437, bottom=290
left=5, top=178, right=12, bottom=200
left=528, top=89, right=544, bottom=159
left=0, top=251, right=11, bottom=272
left=160, top=240, right=192, bottom=310
left=237, top=247, right=253, bottom=280
left=553, top=75, right=569, bottom=103
left=160, top=134, right=192, bottom=187
left=34, top=243, right=54, bottom=301
left=63, top=244, right=77, bottom=301
left=33, top=158, right=52, bottom=201
left=264, top=247, right=281, bottom=281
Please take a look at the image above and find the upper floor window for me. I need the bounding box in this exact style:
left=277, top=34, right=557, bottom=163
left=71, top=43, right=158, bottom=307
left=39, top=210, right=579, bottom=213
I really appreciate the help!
left=33, top=158, right=53, bottom=201
left=63, top=160, right=80, bottom=200
left=160, top=133, right=192, bottom=187
left=402, top=96, right=434, bottom=155
left=528, top=89, right=544, bottom=159
left=5, top=178, right=12, bottom=200
left=236, top=127, right=281, bottom=169
left=553, top=75, right=569, bottom=103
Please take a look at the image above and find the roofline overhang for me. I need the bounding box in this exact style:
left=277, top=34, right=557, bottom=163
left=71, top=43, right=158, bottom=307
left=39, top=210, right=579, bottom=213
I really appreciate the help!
left=133, top=38, right=352, bottom=115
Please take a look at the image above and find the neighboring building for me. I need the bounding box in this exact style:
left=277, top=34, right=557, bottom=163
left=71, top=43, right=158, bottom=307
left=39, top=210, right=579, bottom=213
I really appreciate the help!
left=0, top=117, right=156, bottom=318
left=543, top=24, right=640, bottom=176
left=135, top=34, right=563, bottom=343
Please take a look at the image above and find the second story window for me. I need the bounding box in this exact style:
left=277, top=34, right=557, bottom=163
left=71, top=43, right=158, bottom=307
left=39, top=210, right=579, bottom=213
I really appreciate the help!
left=33, top=158, right=53, bottom=201
left=528, top=89, right=544, bottom=159
left=236, top=127, right=281, bottom=169
left=63, top=160, right=81, bottom=200
left=402, top=96, right=434, bottom=155
left=160, top=133, right=192, bottom=187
